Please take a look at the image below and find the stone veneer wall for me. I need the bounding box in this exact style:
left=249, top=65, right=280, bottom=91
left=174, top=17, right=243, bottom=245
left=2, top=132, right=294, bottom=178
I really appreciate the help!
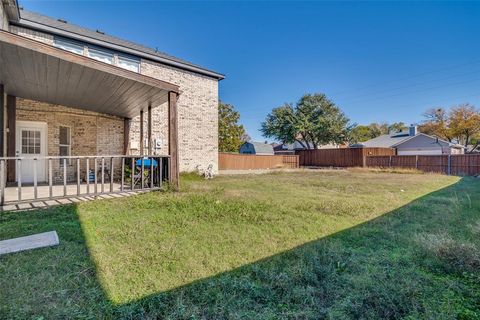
left=10, top=25, right=220, bottom=173
left=16, top=98, right=124, bottom=182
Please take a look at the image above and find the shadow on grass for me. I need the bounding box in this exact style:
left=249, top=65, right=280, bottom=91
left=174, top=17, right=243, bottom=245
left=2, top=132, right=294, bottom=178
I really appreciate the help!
left=1, top=177, right=479, bottom=319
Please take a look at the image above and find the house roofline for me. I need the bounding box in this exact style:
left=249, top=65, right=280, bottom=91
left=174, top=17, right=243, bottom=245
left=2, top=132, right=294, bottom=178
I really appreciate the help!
left=391, top=133, right=463, bottom=148
left=5, top=1, right=225, bottom=80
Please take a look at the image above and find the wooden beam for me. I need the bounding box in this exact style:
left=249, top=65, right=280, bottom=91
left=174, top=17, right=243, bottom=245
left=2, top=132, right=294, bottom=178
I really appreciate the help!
left=0, top=84, right=4, bottom=157
left=123, top=118, right=131, bottom=155
left=139, top=110, right=144, bottom=155
left=148, top=104, right=152, bottom=155
left=168, top=91, right=179, bottom=190
left=6, top=95, right=15, bottom=182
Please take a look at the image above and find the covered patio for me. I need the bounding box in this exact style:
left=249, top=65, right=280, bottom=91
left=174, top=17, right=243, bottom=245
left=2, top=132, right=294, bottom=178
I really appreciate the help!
left=0, top=30, right=180, bottom=207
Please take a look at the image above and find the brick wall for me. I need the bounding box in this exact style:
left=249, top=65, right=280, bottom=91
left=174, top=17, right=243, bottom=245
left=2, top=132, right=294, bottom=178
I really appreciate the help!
left=16, top=98, right=124, bottom=182
left=9, top=25, right=54, bottom=44
left=10, top=25, right=220, bottom=174
left=137, top=61, right=219, bottom=173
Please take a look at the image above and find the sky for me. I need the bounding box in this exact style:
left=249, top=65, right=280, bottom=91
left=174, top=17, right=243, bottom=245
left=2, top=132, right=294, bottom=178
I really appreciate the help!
left=20, top=0, right=480, bottom=141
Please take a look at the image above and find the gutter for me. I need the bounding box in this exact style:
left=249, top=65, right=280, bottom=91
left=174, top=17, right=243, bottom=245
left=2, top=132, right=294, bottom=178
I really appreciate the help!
left=10, top=18, right=225, bottom=80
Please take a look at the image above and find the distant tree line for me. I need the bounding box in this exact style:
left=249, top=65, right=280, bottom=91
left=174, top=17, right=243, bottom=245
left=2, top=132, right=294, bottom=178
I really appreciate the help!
left=350, top=122, right=408, bottom=143
left=419, top=104, right=480, bottom=151
left=218, top=93, right=480, bottom=153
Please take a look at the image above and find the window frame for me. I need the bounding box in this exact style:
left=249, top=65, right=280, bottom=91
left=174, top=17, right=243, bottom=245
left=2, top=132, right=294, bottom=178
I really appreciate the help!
left=53, top=36, right=142, bottom=73
left=53, top=36, right=84, bottom=55
left=87, top=45, right=115, bottom=65
left=59, top=126, right=72, bottom=166
left=117, top=53, right=141, bottom=73
left=21, top=130, right=42, bottom=155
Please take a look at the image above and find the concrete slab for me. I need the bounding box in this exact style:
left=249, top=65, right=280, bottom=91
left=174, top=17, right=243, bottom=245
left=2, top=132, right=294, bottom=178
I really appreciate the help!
left=57, top=199, right=73, bottom=204
left=31, top=201, right=47, bottom=208
left=17, top=203, right=33, bottom=210
left=0, top=231, right=59, bottom=255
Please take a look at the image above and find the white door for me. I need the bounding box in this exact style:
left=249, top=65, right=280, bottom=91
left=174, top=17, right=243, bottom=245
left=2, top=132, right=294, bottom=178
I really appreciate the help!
left=16, top=121, right=47, bottom=183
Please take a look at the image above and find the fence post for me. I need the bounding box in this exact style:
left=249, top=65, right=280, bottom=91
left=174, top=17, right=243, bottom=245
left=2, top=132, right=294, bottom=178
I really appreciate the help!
left=415, top=155, right=418, bottom=169
left=447, top=154, right=451, bottom=175
left=389, top=156, right=392, bottom=168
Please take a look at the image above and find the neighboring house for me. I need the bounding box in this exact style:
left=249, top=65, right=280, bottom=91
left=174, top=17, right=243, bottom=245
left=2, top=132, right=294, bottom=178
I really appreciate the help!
left=239, top=142, right=274, bottom=155
left=350, top=125, right=464, bottom=155
left=273, top=141, right=342, bottom=154
left=0, top=1, right=224, bottom=192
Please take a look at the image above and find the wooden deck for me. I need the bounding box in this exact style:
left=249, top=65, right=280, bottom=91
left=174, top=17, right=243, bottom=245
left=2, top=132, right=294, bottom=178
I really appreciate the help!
left=1, top=183, right=149, bottom=211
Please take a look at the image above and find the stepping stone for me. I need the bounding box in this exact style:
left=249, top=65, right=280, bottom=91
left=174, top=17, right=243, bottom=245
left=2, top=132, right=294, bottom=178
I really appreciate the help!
left=0, top=231, right=59, bottom=255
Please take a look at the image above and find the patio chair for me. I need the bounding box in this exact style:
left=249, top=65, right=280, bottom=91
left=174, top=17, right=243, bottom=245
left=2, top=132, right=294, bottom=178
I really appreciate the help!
left=133, top=158, right=158, bottom=188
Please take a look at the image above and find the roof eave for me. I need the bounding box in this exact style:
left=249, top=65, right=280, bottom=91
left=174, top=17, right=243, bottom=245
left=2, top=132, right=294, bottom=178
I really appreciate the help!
left=10, top=18, right=225, bottom=80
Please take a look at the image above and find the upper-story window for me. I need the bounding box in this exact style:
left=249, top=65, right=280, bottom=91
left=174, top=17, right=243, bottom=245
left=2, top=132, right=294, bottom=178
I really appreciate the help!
left=118, top=54, right=140, bottom=73
left=53, top=37, right=84, bottom=55
left=87, top=46, right=114, bottom=64
left=53, top=36, right=140, bottom=72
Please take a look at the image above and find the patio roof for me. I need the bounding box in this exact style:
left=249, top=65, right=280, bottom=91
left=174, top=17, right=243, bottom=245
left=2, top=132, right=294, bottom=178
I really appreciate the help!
left=0, top=30, right=179, bottom=118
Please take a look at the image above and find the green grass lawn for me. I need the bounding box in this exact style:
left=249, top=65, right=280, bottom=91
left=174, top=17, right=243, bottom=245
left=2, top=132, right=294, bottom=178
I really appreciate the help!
left=1, top=169, right=479, bottom=319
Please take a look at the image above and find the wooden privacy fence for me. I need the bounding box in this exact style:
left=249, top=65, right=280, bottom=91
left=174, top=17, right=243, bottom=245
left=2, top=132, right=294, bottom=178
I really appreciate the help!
left=296, top=148, right=395, bottom=167
left=366, top=154, right=480, bottom=176
left=219, top=153, right=299, bottom=170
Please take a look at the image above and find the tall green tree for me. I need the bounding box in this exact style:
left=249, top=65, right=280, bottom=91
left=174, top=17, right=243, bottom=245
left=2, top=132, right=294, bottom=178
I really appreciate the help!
left=388, top=122, right=408, bottom=133
left=261, top=93, right=352, bottom=148
left=218, top=102, right=248, bottom=152
left=350, top=125, right=375, bottom=143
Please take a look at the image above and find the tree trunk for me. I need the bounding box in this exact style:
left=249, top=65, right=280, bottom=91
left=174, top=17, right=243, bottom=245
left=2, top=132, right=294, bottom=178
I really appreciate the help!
left=295, top=139, right=307, bottom=149
left=300, top=132, right=311, bottom=149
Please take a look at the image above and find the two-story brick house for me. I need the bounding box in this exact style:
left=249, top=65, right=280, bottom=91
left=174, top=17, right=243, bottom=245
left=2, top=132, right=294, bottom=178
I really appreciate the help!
left=0, top=0, right=223, bottom=204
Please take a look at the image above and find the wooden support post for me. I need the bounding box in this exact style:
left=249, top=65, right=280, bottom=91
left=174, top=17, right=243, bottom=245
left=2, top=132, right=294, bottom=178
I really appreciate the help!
left=148, top=104, right=152, bottom=155
left=168, top=91, right=179, bottom=190
left=7, top=95, right=16, bottom=182
left=139, top=110, right=144, bottom=155
left=123, top=118, right=131, bottom=155
left=0, top=84, right=4, bottom=157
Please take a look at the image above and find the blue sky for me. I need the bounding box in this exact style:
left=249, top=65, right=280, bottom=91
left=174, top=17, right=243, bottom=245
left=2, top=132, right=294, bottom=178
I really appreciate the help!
left=20, top=1, right=480, bottom=141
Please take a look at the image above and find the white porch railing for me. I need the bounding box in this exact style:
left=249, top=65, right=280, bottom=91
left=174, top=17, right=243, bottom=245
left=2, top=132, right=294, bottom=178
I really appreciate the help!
left=0, top=155, right=170, bottom=205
